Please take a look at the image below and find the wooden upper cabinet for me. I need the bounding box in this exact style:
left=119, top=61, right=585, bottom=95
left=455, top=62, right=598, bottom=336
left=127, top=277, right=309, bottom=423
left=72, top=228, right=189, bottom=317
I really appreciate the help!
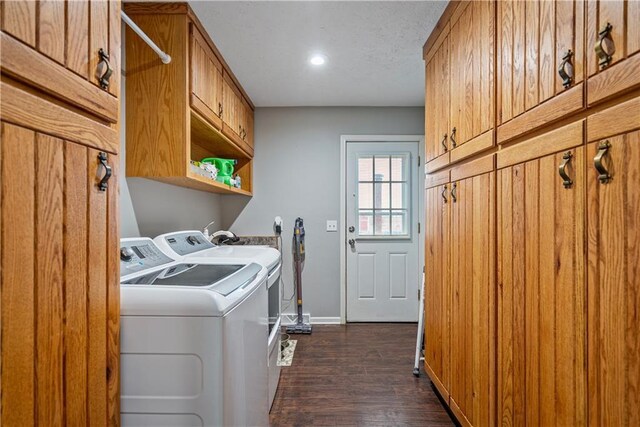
left=425, top=31, right=450, bottom=165
left=497, top=144, right=586, bottom=427
left=0, top=0, right=120, bottom=123
left=497, top=0, right=585, bottom=144
left=586, top=0, right=640, bottom=105
left=448, top=0, right=494, bottom=153
left=586, top=97, right=640, bottom=426
left=190, top=25, right=223, bottom=130
left=424, top=0, right=494, bottom=171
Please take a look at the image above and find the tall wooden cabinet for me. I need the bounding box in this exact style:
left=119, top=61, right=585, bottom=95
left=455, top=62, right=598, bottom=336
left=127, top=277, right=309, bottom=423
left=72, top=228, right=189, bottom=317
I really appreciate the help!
left=586, top=97, right=640, bottom=426
left=1, top=1, right=121, bottom=425
left=449, top=159, right=496, bottom=427
left=496, top=124, right=587, bottom=426
left=423, top=1, right=639, bottom=426
left=424, top=172, right=451, bottom=399
left=424, top=156, right=496, bottom=427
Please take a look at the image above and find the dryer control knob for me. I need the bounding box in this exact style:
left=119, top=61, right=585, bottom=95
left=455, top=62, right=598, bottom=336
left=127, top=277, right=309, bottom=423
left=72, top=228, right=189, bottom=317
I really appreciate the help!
left=120, top=247, right=135, bottom=261
left=187, top=235, right=199, bottom=245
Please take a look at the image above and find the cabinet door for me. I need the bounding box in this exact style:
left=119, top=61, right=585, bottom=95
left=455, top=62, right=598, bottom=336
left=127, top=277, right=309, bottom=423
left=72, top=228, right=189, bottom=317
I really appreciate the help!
left=1, top=0, right=120, bottom=122
left=587, top=130, right=640, bottom=426
left=449, top=0, right=494, bottom=149
left=424, top=183, right=451, bottom=397
left=425, top=33, right=450, bottom=163
left=449, top=171, right=496, bottom=427
left=190, top=25, right=223, bottom=129
left=497, top=0, right=585, bottom=138
left=498, top=147, right=586, bottom=426
left=242, top=98, right=254, bottom=149
left=586, top=0, right=640, bottom=104
left=222, top=74, right=241, bottom=138
left=1, top=121, right=120, bottom=426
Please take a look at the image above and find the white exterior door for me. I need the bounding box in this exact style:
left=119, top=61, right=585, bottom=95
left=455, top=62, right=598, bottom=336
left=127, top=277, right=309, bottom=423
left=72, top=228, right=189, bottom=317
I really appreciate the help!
left=346, top=141, right=420, bottom=322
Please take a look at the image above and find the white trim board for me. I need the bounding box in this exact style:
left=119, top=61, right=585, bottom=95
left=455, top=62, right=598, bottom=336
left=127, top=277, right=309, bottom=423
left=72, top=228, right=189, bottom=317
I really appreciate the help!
left=339, top=135, right=425, bottom=324
left=280, top=314, right=341, bottom=325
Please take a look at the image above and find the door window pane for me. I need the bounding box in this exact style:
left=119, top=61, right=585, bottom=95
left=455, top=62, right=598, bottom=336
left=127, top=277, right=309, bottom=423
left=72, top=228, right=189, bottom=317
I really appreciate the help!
left=391, top=183, right=407, bottom=209
left=358, top=156, right=373, bottom=181
left=358, top=183, right=373, bottom=209
left=374, top=156, right=390, bottom=181
left=358, top=210, right=373, bottom=235
left=374, top=182, right=390, bottom=209
left=391, top=210, right=408, bottom=235
left=391, top=156, right=406, bottom=181
left=374, top=212, right=390, bottom=235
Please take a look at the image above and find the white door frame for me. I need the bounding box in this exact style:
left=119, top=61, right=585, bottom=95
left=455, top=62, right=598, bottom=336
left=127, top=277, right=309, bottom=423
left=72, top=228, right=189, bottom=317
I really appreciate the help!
left=339, top=135, right=425, bottom=324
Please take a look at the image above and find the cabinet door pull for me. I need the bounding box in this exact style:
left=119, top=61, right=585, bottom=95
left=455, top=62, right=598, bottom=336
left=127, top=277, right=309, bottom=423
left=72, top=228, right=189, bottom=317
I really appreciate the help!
left=594, top=141, right=612, bottom=184
left=558, top=151, right=574, bottom=188
left=441, top=134, right=448, bottom=152
left=218, top=102, right=223, bottom=117
left=558, top=50, right=574, bottom=89
left=450, top=127, right=457, bottom=148
left=441, top=185, right=448, bottom=204
left=97, top=48, right=113, bottom=90
left=451, top=182, right=457, bottom=203
left=98, top=152, right=112, bottom=191
left=595, top=22, right=615, bottom=69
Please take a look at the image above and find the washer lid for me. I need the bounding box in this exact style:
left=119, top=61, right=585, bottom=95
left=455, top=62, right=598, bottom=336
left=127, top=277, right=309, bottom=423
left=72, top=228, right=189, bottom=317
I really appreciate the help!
left=122, top=263, right=261, bottom=296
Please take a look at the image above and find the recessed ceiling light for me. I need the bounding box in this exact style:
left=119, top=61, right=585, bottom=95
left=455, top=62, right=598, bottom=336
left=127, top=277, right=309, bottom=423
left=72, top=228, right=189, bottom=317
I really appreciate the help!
left=309, top=54, right=326, bottom=66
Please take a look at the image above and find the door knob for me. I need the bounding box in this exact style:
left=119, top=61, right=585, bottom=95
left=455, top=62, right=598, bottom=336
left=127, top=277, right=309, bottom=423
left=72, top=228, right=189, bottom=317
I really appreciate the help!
left=348, top=226, right=355, bottom=233
left=348, top=239, right=355, bottom=248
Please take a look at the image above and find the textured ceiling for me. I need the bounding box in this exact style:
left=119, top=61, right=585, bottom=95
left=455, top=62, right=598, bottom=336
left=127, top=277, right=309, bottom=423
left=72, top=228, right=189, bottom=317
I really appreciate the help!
left=189, top=1, right=448, bottom=107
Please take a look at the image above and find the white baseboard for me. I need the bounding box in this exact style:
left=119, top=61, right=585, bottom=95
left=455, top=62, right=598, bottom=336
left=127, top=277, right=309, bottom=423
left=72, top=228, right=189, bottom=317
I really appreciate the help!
left=280, top=313, right=342, bottom=325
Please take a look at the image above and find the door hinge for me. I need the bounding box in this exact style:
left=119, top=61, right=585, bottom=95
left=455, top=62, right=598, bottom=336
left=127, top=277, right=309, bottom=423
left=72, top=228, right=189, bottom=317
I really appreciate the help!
left=418, top=222, right=421, bottom=233
left=418, top=288, right=421, bottom=300
left=418, top=156, right=421, bottom=167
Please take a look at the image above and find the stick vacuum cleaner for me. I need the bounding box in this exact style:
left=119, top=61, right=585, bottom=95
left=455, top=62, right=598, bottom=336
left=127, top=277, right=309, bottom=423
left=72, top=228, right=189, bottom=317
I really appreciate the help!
left=286, top=218, right=312, bottom=334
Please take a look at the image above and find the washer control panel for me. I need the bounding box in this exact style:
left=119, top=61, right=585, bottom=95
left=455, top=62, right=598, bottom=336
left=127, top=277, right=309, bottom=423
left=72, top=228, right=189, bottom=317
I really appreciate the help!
left=160, top=231, right=215, bottom=256
left=120, top=238, right=174, bottom=277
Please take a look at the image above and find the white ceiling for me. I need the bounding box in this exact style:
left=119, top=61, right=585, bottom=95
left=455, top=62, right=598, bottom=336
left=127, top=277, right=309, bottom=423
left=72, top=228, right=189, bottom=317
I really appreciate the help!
left=189, top=1, right=447, bottom=107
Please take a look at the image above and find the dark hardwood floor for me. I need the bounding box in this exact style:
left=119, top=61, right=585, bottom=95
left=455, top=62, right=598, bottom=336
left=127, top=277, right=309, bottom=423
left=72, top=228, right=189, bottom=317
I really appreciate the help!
left=269, top=324, right=454, bottom=427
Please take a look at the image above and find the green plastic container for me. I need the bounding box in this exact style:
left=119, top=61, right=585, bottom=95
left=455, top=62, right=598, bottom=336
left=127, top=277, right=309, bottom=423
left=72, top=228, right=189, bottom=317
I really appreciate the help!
left=201, top=158, right=237, bottom=185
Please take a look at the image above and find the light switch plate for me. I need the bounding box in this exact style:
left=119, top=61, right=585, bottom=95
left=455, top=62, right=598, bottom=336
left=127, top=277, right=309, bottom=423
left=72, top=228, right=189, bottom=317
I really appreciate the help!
left=326, top=220, right=338, bottom=232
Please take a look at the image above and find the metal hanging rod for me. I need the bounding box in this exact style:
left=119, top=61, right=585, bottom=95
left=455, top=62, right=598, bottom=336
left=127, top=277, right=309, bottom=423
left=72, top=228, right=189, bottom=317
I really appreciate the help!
left=121, top=11, right=172, bottom=64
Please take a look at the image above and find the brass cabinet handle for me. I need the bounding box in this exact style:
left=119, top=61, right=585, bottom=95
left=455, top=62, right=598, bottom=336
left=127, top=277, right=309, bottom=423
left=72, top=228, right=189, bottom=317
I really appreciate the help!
left=558, top=50, right=574, bottom=89
left=450, top=127, right=457, bottom=148
left=441, top=184, right=448, bottom=204
left=98, top=152, right=112, bottom=191
left=558, top=151, right=574, bottom=188
left=451, top=182, right=457, bottom=203
left=218, top=102, right=223, bottom=117
left=441, top=134, right=448, bottom=152
left=595, top=22, right=615, bottom=69
left=97, top=48, right=113, bottom=90
left=594, top=140, right=612, bottom=184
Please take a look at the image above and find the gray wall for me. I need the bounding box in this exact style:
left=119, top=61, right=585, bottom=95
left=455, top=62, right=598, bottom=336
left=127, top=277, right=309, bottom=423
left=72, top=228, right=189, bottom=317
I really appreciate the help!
left=220, top=107, right=425, bottom=319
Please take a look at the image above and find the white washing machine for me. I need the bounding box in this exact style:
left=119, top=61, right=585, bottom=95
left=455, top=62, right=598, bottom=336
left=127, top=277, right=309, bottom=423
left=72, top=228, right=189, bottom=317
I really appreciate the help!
left=119, top=238, right=269, bottom=427
left=154, top=231, right=283, bottom=410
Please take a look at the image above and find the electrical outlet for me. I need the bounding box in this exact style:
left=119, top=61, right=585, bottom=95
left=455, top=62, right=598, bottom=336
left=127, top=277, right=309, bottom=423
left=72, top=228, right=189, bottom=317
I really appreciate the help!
left=326, top=220, right=338, bottom=232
